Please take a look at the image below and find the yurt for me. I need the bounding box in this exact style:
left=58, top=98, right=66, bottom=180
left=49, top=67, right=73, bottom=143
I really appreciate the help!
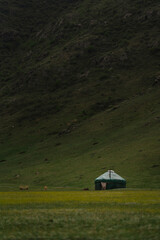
left=95, top=170, right=126, bottom=190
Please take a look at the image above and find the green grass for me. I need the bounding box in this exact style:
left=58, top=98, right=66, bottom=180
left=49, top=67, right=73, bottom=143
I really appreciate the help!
left=0, top=88, right=160, bottom=190
left=0, top=190, right=160, bottom=240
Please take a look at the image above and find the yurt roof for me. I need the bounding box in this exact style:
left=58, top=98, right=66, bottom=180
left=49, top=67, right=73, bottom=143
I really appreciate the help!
left=95, top=170, right=126, bottom=182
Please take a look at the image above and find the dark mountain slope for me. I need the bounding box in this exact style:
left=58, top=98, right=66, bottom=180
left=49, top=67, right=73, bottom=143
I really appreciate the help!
left=0, top=0, right=160, bottom=190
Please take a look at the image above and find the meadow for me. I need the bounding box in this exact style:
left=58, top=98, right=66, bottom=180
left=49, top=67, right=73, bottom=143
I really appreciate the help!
left=0, top=190, right=160, bottom=240
left=0, top=1, right=160, bottom=239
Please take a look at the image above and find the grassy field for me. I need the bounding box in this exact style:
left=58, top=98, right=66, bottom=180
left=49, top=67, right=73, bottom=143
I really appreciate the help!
left=0, top=190, right=160, bottom=240
left=0, top=2, right=159, bottom=238
left=0, top=87, right=160, bottom=191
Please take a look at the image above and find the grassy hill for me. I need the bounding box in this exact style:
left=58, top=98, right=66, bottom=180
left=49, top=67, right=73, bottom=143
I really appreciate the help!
left=0, top=0, right=160, bottom=190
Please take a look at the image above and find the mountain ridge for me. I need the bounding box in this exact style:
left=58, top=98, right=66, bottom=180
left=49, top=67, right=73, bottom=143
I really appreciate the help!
left=0, top=0, right=160, bottom=190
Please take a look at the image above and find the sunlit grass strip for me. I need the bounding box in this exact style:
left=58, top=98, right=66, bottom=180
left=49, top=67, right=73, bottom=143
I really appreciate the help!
left=0, top=190, right=159, bottom=205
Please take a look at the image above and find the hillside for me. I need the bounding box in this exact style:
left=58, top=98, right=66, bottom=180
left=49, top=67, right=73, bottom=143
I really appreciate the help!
left=0, top=0, right=160, bottom=190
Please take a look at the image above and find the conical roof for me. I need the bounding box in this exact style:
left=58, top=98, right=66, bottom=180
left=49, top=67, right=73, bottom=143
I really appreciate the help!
left=95, top=170, right=125, bottom=182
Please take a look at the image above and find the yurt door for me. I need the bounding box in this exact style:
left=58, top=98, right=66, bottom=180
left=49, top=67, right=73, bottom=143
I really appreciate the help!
left=101, top=182, right=106, bottom=190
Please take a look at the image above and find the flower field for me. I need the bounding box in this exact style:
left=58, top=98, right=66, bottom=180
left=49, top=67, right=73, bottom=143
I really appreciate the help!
left=0, top=190, right=160, bottom=240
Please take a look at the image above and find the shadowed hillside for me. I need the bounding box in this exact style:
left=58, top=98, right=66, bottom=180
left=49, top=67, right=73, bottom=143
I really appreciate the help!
left=0, top=0, right=160, bottom=190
